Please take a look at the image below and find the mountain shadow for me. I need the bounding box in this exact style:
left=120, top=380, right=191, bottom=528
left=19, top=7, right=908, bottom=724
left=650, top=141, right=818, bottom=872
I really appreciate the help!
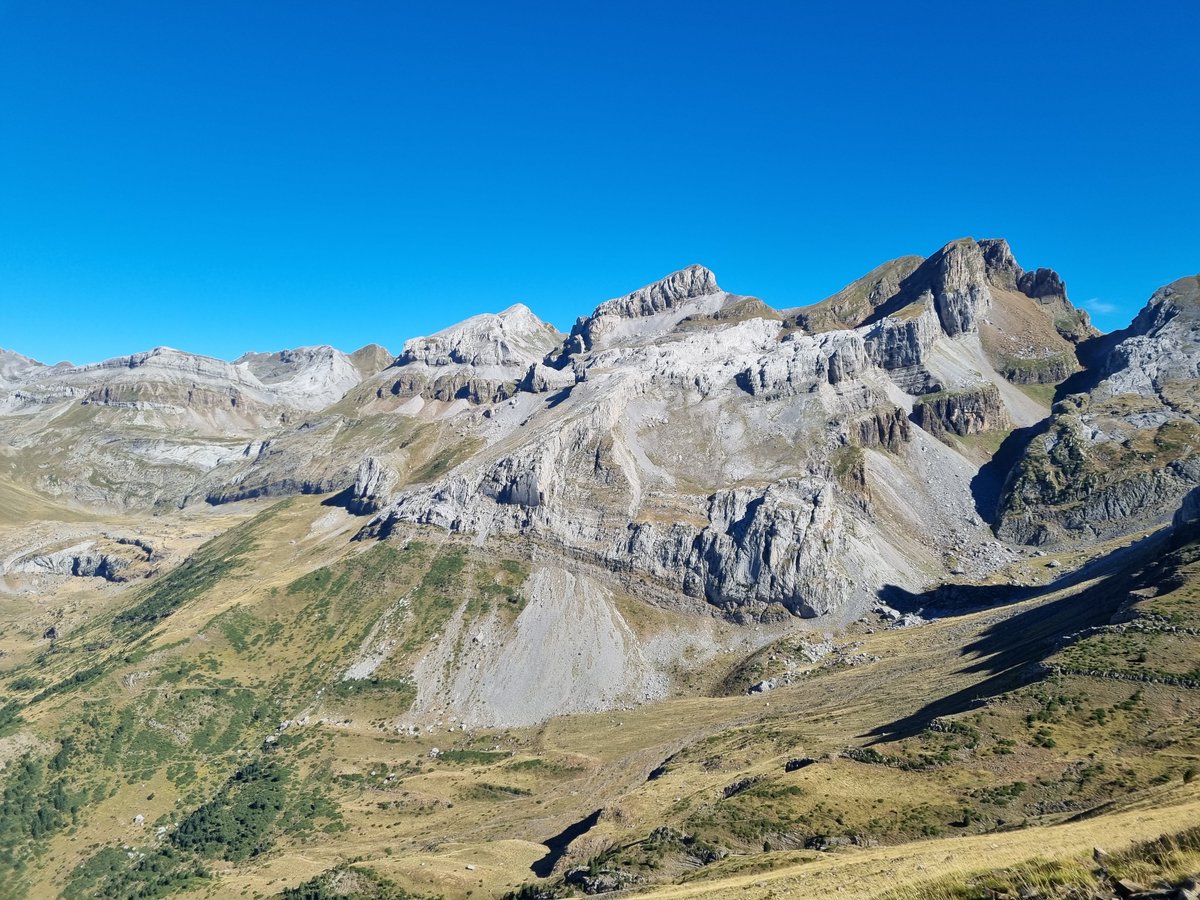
left=866, top=531, right=1171, bottom=744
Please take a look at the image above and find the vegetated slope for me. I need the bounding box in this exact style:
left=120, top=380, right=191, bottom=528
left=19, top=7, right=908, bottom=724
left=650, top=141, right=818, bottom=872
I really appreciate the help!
left=1, top=239, right=1198, bottom=899
left=616, top=504, right=1200, bottom=900
left=1, top=491, right=1197, bottom=899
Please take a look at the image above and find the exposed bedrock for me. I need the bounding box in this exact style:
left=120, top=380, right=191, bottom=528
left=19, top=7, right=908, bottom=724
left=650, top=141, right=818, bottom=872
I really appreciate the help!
left=345, top=456, right=398, bottom=515
left=912, top=384, right=1007, bottom=440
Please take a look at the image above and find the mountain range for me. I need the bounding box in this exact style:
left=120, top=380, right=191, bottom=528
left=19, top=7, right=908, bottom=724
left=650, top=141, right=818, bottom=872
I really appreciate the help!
left=1, top=238, right=1198, bottom=899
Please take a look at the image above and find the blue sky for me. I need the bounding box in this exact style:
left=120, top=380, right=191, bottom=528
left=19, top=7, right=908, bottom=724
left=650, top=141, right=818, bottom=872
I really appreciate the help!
left=1, top=1, right=1197, bottom=364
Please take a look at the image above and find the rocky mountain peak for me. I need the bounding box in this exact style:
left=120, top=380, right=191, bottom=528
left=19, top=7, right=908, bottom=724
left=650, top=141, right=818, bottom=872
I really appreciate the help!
left=1017, top=267, right=1067, bottom=301
left=0, top=348, right=48, bottom=386
left=236, top=345, right=342, bottom=381
left=979, top=238, right=1070, bottom=304
left=924, top=238, right=992, bottom=336
left=1127, top=274, right=1200, bottom=337
left=590, top=264, right=721, bottom=320
left=1101, top=273, right=1200, bottom=397
left=347, top=343, right=395, bottom=378
left=550, top=265, right=724, bottom=362
left=979, top=238, right=1022, bottom=289
left=397, top=305, right=562, bottom=369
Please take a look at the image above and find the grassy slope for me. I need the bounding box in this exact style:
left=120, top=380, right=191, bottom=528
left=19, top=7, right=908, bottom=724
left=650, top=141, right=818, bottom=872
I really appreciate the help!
left=0, top=498, right=1198, bottom=899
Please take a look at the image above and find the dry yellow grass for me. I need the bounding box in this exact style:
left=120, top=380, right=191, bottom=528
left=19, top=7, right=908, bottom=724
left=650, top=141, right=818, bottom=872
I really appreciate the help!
left=634, top=788, right=1200, bottom=899
left=6, top=495, right=1198, bottom=900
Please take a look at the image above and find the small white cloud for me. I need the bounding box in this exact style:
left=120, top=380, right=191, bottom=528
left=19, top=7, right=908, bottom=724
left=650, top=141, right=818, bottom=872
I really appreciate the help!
left=1082, top=297, right=1118, bottom=315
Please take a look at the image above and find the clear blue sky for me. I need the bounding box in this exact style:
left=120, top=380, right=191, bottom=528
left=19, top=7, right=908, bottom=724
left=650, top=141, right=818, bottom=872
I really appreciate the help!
left=2, top=1, right=1197, bottom=364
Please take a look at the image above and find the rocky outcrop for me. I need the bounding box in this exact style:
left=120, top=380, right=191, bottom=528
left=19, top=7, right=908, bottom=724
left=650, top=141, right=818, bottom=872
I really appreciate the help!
left=6, top=537, right=156, bottom=582
left=693, top=479, right=854, bottom=618
left=625, top=478, right=874, bottom=619
left=554, top=265, right=724, bottom=360
left=859, top=302, right=943, bottom=394
left=924, top=239, right=993, bottom=336
left=519, top=362, right=579, bottom=394
left=346, top=457, right=397, bottom=515
left=1174, top=487, right=1200, bottom=530
left=21, top=549, right=129, bottom=580
left=386, top=371, right=519, bottom=404
left=737, top=331, right=868, bottom=398
left=480, top=457, right=547, bottom=508
left=991, top=353, right=1075, bottom=385
left=979, top=238, right=1023, bottom=290
left=997, top=276, right=1200, bottom=545
left=853, top=406, right=911, bottom=451
left=384, top=304, right=561, bottom=404
left=912, top=385, right=1007, bottom=440
left=205, top=474, right=346, bottom=505
left=999, top=455, right=1200, bottom=546
left=1017, top=267, right=1067, bottom=301
left=1102, top=275, right=1200, bottom=397
left=860, top=302, right=942, bottom=370
left=980, top=237, right=1069, bottom=302
left=592, top=265, right=719, bottom=320
left=397, top=304, right=559, bottom=368
left=795, top=238, right=993, bottom=343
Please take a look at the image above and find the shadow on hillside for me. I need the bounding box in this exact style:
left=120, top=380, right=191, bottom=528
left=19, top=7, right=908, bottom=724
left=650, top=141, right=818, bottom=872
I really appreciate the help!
left=969, top=422, right=1045, bottom=524
left=968, top=328, right=1128, bottom=525
left=530, top=809, right=603, bottom=877
left=863, top=531, right=1173, bottom=744
left=880, top=531, right=1165, bottom=621
left=865, top=573, right=1130, bottom=743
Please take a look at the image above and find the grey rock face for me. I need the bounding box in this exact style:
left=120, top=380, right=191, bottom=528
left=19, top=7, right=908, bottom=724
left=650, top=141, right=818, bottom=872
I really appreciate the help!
left=979, top=238, right=1023, bottom=290
left=853, top=405, right=912, bottom=451
left=738, top=331, right=868, bottom=398
left=1103, top=275, right=1200, bottom=395
left=912, top=384, right=1007, bottom=440
left=480, top=457, right=546, bottom=508
left=382, top=304, right=562, bottom=405
left=5, top=536, right=156, bottom=582
left=555, top=265, right=724, bottom=359
left=926, top=239, right=992, bottom=336
left=997, top=275, right=1200, bottom=545
left=861, top=302, right=942, bottom=371
left=594, top=264, right=719, bottom=320
left=1017, top=267, right=1067, bottom=301
left=621, top=479, right=864, bottom=620
left=695, top=479, right=851, bottom=618
left=346, top=456, right=397, bottom=515
left=397, top=304, right=559, bottom=368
